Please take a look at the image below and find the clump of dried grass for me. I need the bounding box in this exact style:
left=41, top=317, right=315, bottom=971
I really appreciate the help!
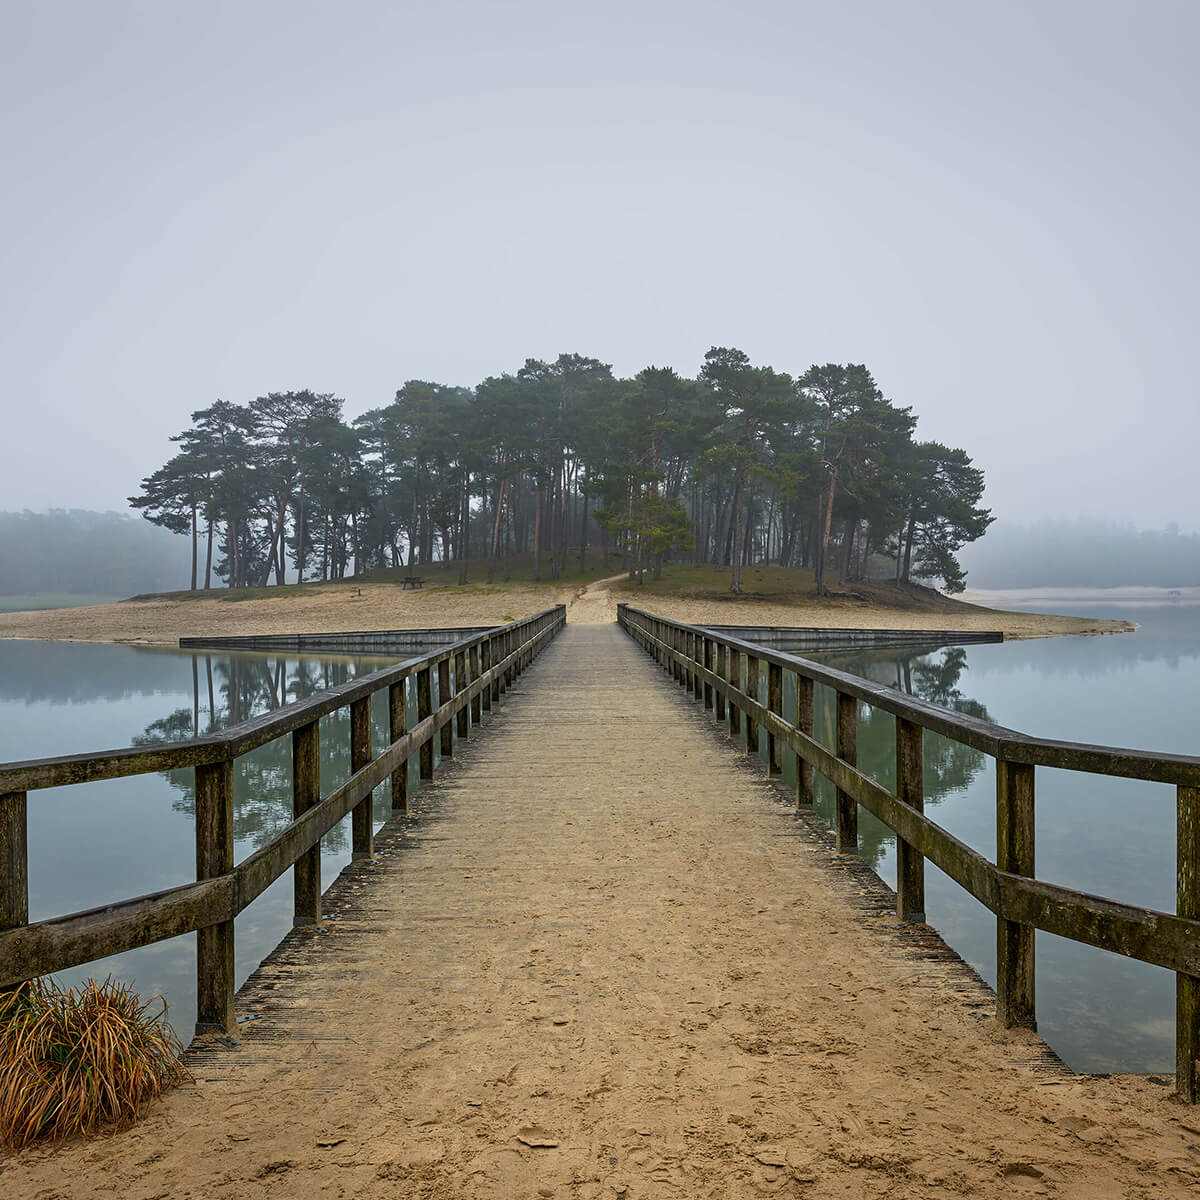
left=0, top=977, right=191, bottom=1149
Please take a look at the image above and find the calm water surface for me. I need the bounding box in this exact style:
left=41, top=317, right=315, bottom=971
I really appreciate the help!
left=4, top=604, right=1197, bottom=1072
left=781, top=598, right=1200, bottom=1073
left=0, top=639, right=447, bottom=1040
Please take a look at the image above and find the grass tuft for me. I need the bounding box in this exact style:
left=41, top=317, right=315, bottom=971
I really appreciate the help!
left=0, top=977, right=191, bottom=1149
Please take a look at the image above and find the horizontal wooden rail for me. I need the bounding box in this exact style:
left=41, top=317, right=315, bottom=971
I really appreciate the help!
left=617, top=603, right=1200, bottom=1102
left=0, top=607, right=566, bottom=1030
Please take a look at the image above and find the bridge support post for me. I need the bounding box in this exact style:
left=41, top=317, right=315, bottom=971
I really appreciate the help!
left=195, top=761, right=234, bottom=1034
left=996, top=759, right=1036, bottom=1029
left=418, top=668, right=434, bottom=778
left=482, top=639, right=494, bottom=712
left=456, top=650, right=469, bottom=740
left=728, top=648, right=741, bottom=738
left=703, top=639, right=713, bottom=710
left=351, top=696, right=373, bottom=860
left=835, top=692, right=857, bottom=853
left=714, top=644, right=726, bottom=721
left=1177, top=785, right=1200, bottom=1101
left=767, top=662, right=782, bottom=774
left=896, top=718, right=925, bottom=921
left=745, top=656, right=760, bottom=756
left=795, top=675, right=814, bottom=809
left=470, top=645, right=482, bottom=726
left=292, top=720, right=321, bottom=925
left=390, top=678, right=408, bottom=812
left=439, top=660, right=454, bottom=758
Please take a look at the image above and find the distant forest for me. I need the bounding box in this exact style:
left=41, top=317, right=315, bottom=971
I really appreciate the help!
left=130, top=349, right=991, bottom=595
left=0, top=510, right=191, bottom=597
left=960, top=519, right=1200, bottom=588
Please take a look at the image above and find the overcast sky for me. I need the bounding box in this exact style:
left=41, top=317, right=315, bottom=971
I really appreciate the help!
left=1, top=0, right=1196, bottom=530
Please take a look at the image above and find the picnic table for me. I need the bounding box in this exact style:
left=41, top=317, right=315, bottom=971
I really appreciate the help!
left=401, top=576, right=424, bottom=590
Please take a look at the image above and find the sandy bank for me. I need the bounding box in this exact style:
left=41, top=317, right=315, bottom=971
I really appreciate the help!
left=0, top=574, right=1132, bottom=645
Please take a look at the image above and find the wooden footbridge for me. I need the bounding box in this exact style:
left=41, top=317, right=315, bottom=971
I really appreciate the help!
left=4, top=606, right=1200, bottom=1194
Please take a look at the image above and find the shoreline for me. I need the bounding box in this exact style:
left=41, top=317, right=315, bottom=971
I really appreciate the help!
left=0, top=576, right=1136, bottom=646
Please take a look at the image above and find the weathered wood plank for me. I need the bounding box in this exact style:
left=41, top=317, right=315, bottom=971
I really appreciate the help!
left=389, top=679, right=408, bottom=812
left=439, top=659, right=454, bottom=758
left=195, top=760, right=235, bottom=1033
left=1179, top=785, right=1200, bottom=1102
left=795, top=674, right=814, bottom=809
left=836, top=691, right=858, bottom=854
left=351, top=695, right=373, bottom=861
left=418, top=667, right=434, bottom=779
left=767, top=662, right=782, bottom=775
left=728, top=648, right=741, bottom=738
left=456, top=650, right=470, bottom=739
left=0, top=877, right=234, bottom=990
left=470, top=644, right=482, bottom=725
left=745, top=655, right=760, bottom=756
left=896, top=718, right=925, bottom=922
left=996, top=759, right=1036, bottom=1030
left=0, top=790, right=28, bottom=932
left=292, top=720, right=321, bottom=926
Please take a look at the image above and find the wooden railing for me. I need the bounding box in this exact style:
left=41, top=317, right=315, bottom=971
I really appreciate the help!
left=0, top=606, right=565, bottom=1034
left=617, top=604, right=1200, bottom=1101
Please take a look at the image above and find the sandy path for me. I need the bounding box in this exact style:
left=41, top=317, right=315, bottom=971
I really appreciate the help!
left=0, top=576, right=1129, bottom=645
left=5, top=625, right=1196, bottom=1197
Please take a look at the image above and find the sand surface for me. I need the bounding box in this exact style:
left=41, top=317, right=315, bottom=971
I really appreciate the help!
left=0, top=574, right=1131, bottom=645
left=4, top=624, right=1195, bottom=1198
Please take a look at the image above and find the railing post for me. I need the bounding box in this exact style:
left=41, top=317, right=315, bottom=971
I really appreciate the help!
left=715, top=643, right=726, bottom=721
left=456, top=650, right=470, bottom=739
left=389, top=678, right=408, bottom=812
left=996, top=759, right=1036, bottom=1029
left=674, top=629, right=683, bottom=685
left=795, top=675, right=814, bottom=809
left=439, top=658, right=454, bottom=758
left=1177, top=785, right=1200, bottom=1101
left=292, top=720, right=321, bottom=925
left=745, top=655, right=760, bottom=756
left=835, top=691, right=857, bottom=853
left=195, top=761, right=234, bottom=1034
left=896, top=718, right=925, bottom=921
left=482, top=638, right=494, bottom=712
left=692, top=634, right=703, bottom=701
left=728, top=648, right=741, bottom=737
left=469, top=644, right=482, bottom=725
left=767, top=662, right=782, bottom=775
left=350, top=696, right=373, bottom=860
left=0, top=790, right=28, bottom=934
left=703, top=638, right=714, bottom=710
left=418, top=665, right=434, bottom=777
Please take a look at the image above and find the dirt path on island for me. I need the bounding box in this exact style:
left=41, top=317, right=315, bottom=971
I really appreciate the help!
left=5, top=624, right=1195, bottom=1198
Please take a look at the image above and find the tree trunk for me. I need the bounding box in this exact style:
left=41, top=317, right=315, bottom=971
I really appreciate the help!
left=730, top=473, right=746, bottom=593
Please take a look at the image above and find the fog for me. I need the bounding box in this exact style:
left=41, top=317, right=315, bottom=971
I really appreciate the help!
left=2, top=1, right=1197, bottom=531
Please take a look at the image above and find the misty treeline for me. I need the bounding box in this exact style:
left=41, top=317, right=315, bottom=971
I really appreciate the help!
left=0, top=509, right=190, bottom=597
left=130, top=348, right=991, bottom=594
left=960, top=518, right=1200, bottom=588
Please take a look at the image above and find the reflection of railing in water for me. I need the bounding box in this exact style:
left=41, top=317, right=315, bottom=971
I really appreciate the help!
left=0, top=607, right=566, bottom=1037
left=617, top=603, right=1200, bottom=1103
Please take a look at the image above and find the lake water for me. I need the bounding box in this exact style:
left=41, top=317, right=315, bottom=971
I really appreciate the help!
left=783, top=596, right=1200, bottom=1074
left=3, top=602, right=1197, bottom=1073
left=0, top=639, right=450, bottom=1040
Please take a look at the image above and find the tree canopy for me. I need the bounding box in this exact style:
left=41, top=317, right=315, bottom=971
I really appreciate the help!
left=130, top=349, right=993, bottom=594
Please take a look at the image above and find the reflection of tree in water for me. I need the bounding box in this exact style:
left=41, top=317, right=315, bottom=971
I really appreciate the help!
left=134, top=652, right=396, bottom=852
left=808, top=644, right=993, bottom=870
